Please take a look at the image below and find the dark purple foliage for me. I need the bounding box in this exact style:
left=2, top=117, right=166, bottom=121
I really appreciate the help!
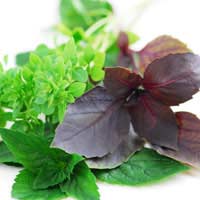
left=53, top=46, right=200, bottom=168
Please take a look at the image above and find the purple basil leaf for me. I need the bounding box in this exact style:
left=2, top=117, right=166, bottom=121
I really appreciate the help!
left=86, top=125, right=144, bottom=169
left=127, top=92, right=178, bottom=150
left=51, top=86, right=130, bottom=158
left=152, top=112, right=200, bottom=168
left=135, top=35, right=190, bottom=72
left=104, top=67, right=142, bottom=98
left=143, top=53, right=200, bottom=106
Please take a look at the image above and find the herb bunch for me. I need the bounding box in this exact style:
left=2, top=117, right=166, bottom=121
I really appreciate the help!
left=0, top=1, right=200, bottom=200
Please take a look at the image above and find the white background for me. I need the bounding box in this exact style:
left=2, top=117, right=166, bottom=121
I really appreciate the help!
left=0, top=0, right=200, bottom=199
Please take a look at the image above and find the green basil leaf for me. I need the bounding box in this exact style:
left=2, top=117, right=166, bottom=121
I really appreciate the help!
left=72, top=68, right=88, bottom=82
left=68, top=82, right=86, bottom=97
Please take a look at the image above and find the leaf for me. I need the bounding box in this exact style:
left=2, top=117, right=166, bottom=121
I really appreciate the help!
left=0, top=129, right=83, bottom=189
left=86, top=125, right=144, bottom=169
left=12, top=169, right=66, bottom=200
left=68, top=82, right=86, bottom=97
left=153, top=112, right=200, bottom=168
left=94, top=148, right=189, bottom=186
left=143, top=53, right=200, bottom=105
left=60, top=0, right=113, bottom=30
left=90, top=67, right=105, bottom=82
left=127, top=92, right=178, bottom=150
left=104, top=42, right=119, bottom=66
left=136, top=35, right=191, bottom=72
left=52, top=86, right=130, bottom=158
left=72, top=68, right=88, bottom=82
left=0, top=142, right=17, bottom=163
left=60, top=161, right=99, bottom=200
left=104, top=67, right=142, bottom=98
left=16, top=52, right=30, bottom=66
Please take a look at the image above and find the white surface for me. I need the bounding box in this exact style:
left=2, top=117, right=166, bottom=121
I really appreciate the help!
left=0, top=0, right=200, bottom=200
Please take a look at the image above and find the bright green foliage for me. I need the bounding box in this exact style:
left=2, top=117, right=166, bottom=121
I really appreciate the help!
left=0, top=128, right=83, bottom=189
left=12, top=169, right=66, bottom=200
left=0, top=142, right=17, bottom=163
left=68, top=82, right=86, bottom=97
left=61, top=161, right=100, bottom=200
left=60, top=0, right=113, bottom=30
left=0, top=38, right=105, bottom=139
left=94, top=148, right=189, bottom=185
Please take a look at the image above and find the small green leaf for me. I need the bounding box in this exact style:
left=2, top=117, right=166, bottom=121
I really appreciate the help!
left=16, top=52, right=30, bottom=66
left=12, top=169, right=66, bottom=200
left=0, top=142, right=17, bottom=163
left=90, top=67, right=105, bottom=82
left=72, top=68, right=88, bottom=82
left=60, top=0, right=113, bottom=30
left=60, top=161, right=99, bottom=200
left=93, top=52, right=105, bottom=68
left=104, top=43, right=119, bottom=66
left=29, top=53, right=42, bottom=66
left=94, top=148, right=189, bottom=186
left=68, top=82, right=86, bottom=97
left=0, top=128, right=83, bottom=189
left=126, top=32, right=140, bottom=44
left=64, top=39, right=77, bottom=63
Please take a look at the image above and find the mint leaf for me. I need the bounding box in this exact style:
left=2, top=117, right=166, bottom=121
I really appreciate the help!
left=60, top=0, right=113, bottom=30
left=94, top=148, right=189, bottom=185
left=0, top=142, right=17, bottom=163
left=60, top=161, right=99, bottom=200
left=0, top=128, right=83, bottom=189
left=12, top=169, right=66, bottom=200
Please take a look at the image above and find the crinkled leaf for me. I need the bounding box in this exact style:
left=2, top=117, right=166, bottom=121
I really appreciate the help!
left=60, top=161, right=99, bottom=200
left=0, top=129, right=83, bottom=189
left=12, top=169, right=66, bottom=200
left=136, top=35, right=190, bottom=72
left=60, top=0, right=112, bottom=30
left=94, top=148, right=189, bottom=185
left=127, top=92, right=178, bottom=150
left=52, top=86, right=130, bottom=158
left=143, top=53, right=200, bottom=105
left=153, top=112, right=200, bottom=168
left=0, top=142, right=17, bottom=163
left=104, top=67, right=141, bottom=98
left=86, top=125, right=144, bottom=169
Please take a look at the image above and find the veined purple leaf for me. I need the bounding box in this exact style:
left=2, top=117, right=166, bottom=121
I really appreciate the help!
left=135, top=35, right=190, bottom=72
left=143, top=53, right=200, bottom=106
left=153, top=112, right=200, bottom=168
left=104, top=67, right=142, bottom=98
left=86, top=125, right=144, bottom=169
left=127, top=92, right=178, bottom=150
left=51, top=86, right=130, bottom=158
